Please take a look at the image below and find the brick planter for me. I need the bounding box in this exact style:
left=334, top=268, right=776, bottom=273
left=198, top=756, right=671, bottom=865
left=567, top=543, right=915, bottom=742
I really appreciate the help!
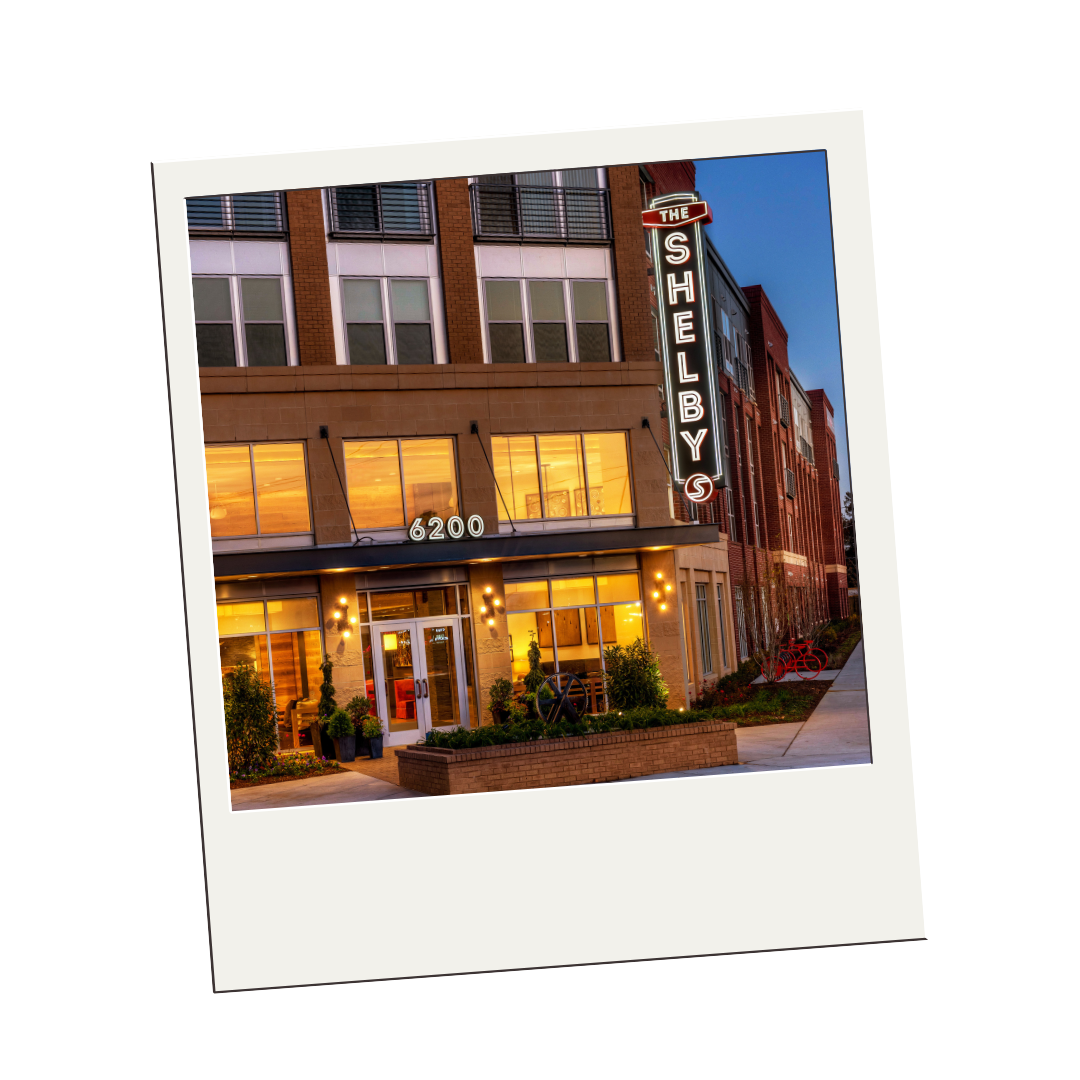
left=394, top=720, right=738, bottom=796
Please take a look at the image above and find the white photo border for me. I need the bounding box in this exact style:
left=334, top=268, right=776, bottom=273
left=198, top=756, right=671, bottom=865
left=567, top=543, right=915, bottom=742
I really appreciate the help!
left=153, top=112, right=923, bottom=992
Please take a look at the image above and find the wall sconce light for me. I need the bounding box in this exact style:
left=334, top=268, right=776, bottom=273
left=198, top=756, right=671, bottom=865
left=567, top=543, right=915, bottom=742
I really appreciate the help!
left=333, top=597, right=353, bottom=637
left=481, top=584, right=503, bottom=627
left=652, top=570, right=671, bottom=613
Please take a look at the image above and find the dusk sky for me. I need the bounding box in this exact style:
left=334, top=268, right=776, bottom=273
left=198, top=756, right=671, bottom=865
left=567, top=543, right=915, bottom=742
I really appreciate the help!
left=694, top=151, right=851, bottom=499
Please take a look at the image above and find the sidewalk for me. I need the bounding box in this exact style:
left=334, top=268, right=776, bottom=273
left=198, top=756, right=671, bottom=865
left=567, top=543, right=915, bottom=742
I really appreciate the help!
left=231, top=768, right=426, bottom=811
left=621, top=638, right=871, bottom=782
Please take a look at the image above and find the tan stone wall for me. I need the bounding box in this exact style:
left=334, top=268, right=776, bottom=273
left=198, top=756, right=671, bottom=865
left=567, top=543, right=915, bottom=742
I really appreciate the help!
left=639, top=548, right=687, bottom=709
left=318, top=574, right=368, bottom=710
left=468, top=563, right=511, bottom=725
left=395, top=720, right=738, bottom=796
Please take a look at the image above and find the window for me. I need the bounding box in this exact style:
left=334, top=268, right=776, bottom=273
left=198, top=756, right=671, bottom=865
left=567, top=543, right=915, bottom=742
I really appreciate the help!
left=484, top=279, right=613, bottom=363
left=187, top=192, right=285, bottom=237
left=725, top=487, right=738, bottom=541
left=787, top=512, right=796, bottom=551
left=344, top=438, right=459, bottom=533
left=342, top=277, right=433, bottom=365
left=205, top=443, right=311, bottom=537
left=491, top=432, right=631, bottom=521
left=217, top=596, right=322, bottom=750
left=193, top=275, right=289, bottom=367
left=328, top=183, right=433, bottom=239
left=695, top=583, right=714, bottom=676
left=717, top=582, right=729, bottom=667
left=733, top=585, right=748, bottom=661
left=471, top=169, right=611, bottom=242
left=504, top=573, right=643, bottom=684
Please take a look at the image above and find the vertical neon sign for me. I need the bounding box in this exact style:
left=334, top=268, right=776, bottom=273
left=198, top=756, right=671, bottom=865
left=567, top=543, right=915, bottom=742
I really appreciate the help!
left=644, top=193, right=723, bottom=504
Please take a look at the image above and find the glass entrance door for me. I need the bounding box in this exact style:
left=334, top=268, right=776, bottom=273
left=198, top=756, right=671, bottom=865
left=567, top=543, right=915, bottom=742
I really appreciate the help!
left=374, top=619, right=467, bottom=746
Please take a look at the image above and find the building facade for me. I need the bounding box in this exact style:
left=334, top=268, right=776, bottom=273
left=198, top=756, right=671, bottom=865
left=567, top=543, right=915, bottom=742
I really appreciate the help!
left=192, top=161, right=845, bottom=752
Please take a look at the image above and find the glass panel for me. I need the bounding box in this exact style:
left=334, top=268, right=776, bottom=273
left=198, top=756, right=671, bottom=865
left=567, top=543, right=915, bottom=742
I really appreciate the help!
left=550, top=577, right=595, bottom=607
left=241, top=278, right=284, bottom=321
left=370, top=592, right=418, bottom=621
left=193, top=277, right=233, bottom=321
left=270, top=630, right=322, bottom=750
left=230, top=193, right=280, bottom=231
left=355, top=594, right=370, bottom=623
left=381, top=628, right=418, bottom=731
left=491, top=436, right=540, bottom=520
left=457, top=584, right=469, bottom=615
left=394, top=323, right=434, bottom=364
left=344, top=441, right=405, bottom=529
left=244, top=324, right=288, bottom=366
left=515, top=171, right=555, bottom=186
left=507, top=611, right=555, bottom=683
left=401, top=439, right=458, bottom=523
left=460, top=617, right=477, bottom=725
left=537, top=434, right=586, bottom=517
left=599, top=603, right=645, bottom=649
left=252, top=443, right=309, bottom=534
left=504, top=579, right=549, bottom=612
left=360, top=625, right=375, bottom=700
left=219, top=633, right=270, bottom=681
left=485, top=280, right=522, bottom=321
left=597, top=574, right=641, bottom=604
left=196, top=324, right=237, bottom=368
left=573, top=280, right=609, bottom=322
left=343, top=278, right=383, bottom=322
left=533, top=323, right=568, bottom=363
left=553, top=608, right=602, bottom=678
left=416, top=588, right=455, bottom=617
left=380, top=184, right=424, bottom=231
left=266, top=597, right=319, bottom=632
left=205, top=445, right=256, bottom=536
left=583, top=432, right=631, bottom=515
left=390, top=279, right=430, bottom=322
left=347, top=323, right=387, bottom=365
left=424, top=625, right=460, bottom=728
left=576, top=322, right=611, bottom=363
left=562, top=167, right=599, bottom=188
left=334, top=186, right=378, bottom=232
left=489, top=323, right=526, bottom=364
left=187, top=196, right=224, bottom=229
left=217, top=602, right=265, bottom=636
left=529, top=280, right=565, bottom=322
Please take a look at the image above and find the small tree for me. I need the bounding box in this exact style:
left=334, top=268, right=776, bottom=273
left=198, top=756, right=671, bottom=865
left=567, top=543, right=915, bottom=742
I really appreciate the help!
left=318, top=654, right=337, bottom=720
left=522, top=634, right=545, bottom=694
left=223, top=662, right=278, bottom=776
left=603, top=637, right=669, bottom=709
left=345, top=695, right=372, bottom=721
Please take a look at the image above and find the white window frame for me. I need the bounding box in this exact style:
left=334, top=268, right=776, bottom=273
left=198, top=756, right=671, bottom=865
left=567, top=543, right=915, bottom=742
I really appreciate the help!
left=340, top=275, right=439, bottom=367
left=193, top=273, right=299, bottom=367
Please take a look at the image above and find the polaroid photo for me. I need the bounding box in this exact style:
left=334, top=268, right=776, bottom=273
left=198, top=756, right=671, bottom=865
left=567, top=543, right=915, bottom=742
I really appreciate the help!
left=153, top=112, right=923, bottom=991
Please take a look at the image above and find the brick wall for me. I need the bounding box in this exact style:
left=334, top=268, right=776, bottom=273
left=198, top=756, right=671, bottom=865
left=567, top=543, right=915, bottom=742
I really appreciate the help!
left=434, top=178, right=485, bottom=364
left=609, top=165, right=655, bottom=363
left=395, top=719, right=738, bottom=795
left=285, top=190, right=337, bottom=366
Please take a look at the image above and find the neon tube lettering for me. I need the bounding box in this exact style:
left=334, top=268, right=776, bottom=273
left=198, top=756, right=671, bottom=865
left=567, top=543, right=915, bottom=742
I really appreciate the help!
left=678, top=391, right=704, bottom=422
left=677, top=351, right=698, bottom=382
left=680, top=428, right=708, bottom=461
left=673, top=311, right=696, bottom=343
left=664, top=231, right=690, bottom=265
left=667, top=270, right=695, bottom=305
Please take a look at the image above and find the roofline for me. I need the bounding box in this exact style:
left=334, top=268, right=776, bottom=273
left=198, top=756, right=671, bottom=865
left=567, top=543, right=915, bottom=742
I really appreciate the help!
left=741, top=284, right=790, bottom=344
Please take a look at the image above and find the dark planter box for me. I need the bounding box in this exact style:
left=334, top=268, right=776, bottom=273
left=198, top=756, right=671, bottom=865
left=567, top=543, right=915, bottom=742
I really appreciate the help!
left=332, top=734, right=356, bottom=763
left=311, top=721, right=336, bottom=760
left=357, top=735, right=371, bottom=757
left=368, top=735, right=384, bottom=759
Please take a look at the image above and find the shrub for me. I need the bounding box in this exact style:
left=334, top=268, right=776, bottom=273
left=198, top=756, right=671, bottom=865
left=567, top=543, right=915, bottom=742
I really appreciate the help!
left=223, top=662, right=278, bottom=776
left=345, top=695, right=372, bottom=721
left=603, top=638, right=669, bottom=709
left=487, top=677, right=515, bottom=715
left=818, top=627, right=839, bottom=647
left=325, top=708, right=355, bottom=739
left=318, top=654, right=337, bottom=720
left=523, top=636, right=546, bottom=694
left=360, top=716, right=384, bottom=739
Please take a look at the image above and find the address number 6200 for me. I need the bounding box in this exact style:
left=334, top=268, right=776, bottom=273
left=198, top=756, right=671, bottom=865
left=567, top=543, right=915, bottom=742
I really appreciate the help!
left=409, top=515, right=485, bottom=541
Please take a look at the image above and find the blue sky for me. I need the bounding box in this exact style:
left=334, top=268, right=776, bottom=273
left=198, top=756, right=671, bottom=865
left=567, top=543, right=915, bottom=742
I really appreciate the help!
left=694, top=151, right=851, bottom=499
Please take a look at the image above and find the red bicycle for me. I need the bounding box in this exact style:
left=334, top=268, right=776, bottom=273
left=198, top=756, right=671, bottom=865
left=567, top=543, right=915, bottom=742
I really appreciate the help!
left=778, top=639, right=829, bottom=680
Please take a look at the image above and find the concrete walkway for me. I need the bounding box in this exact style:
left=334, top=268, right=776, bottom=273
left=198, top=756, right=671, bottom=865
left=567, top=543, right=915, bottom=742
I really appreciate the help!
left=231, top=768, right=426, bottom=811
left=750, top=668, right=838, bottom=685
left=622, top=638, right=870, bottom=782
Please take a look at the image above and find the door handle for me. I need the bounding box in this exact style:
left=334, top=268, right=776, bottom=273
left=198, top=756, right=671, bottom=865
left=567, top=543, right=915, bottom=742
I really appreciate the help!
left=414, top=679, right=421, bottom=700
left=422, top=679, right=429, bottom=699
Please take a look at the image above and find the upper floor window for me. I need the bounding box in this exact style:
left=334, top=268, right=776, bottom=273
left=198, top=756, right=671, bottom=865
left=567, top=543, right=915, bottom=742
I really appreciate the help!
left=471, top=169, right=611, bottom=243
left=328, top=183, right=434, bottom=240
left=342, top=277, right=434, bottom=365
left=205, top=443, right=311, bottom=537
left=483, top=278, right=612, bottom=364
left=344, top=438, right=459, bottom=533
left=186, top=192, right=286, bottom=239
left=491, top=432, right=631, bottom=521
left=193, top=275, right=292, bottom=367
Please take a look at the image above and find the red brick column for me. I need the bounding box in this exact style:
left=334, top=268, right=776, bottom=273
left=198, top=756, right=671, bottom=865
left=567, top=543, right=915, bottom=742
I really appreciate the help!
left=434, top=179, right=484, bottom=364
left=608, top=165, right=655, bottom=363
left=285, top=189, right=337, bottom=366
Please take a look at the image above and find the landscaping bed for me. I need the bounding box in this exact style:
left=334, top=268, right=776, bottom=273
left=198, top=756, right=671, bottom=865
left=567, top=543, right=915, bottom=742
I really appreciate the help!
left=230, top=754, right=343, bottom=790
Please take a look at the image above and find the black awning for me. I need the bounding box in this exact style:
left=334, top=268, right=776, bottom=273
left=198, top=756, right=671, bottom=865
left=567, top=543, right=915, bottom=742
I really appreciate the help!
left=214, top=523, right=720, bottom=580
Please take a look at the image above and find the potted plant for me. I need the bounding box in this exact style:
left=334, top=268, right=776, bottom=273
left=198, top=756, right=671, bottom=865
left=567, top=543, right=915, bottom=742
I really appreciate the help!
left=313, top=654, right=339, bottom=760
left=346, top=695, right=374, bottom=755
left=361, top=715, right=385, bottom=759
left=487, top=677, right=515, bottom=726
left=325, top=708, right=357, bottom=763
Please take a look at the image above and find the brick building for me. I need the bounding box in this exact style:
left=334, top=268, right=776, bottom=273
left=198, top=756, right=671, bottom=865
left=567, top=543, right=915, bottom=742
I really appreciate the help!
left=190, top=160, right=844, bottom=752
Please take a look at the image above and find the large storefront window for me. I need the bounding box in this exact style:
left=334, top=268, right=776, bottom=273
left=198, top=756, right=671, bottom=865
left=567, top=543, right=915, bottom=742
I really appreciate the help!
left=344, top=438, right=459, bottom=533
left=491, top=432, right=631, bottom=521
left=217, top=596, right=322, bottom=751
left=504, top=573, right=642, bottom=683
left=205, top=443, right=311, bottom=538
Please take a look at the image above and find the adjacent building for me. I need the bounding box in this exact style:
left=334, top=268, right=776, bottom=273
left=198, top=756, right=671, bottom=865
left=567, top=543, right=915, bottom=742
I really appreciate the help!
left=192, top=159, right=847, bottom=752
